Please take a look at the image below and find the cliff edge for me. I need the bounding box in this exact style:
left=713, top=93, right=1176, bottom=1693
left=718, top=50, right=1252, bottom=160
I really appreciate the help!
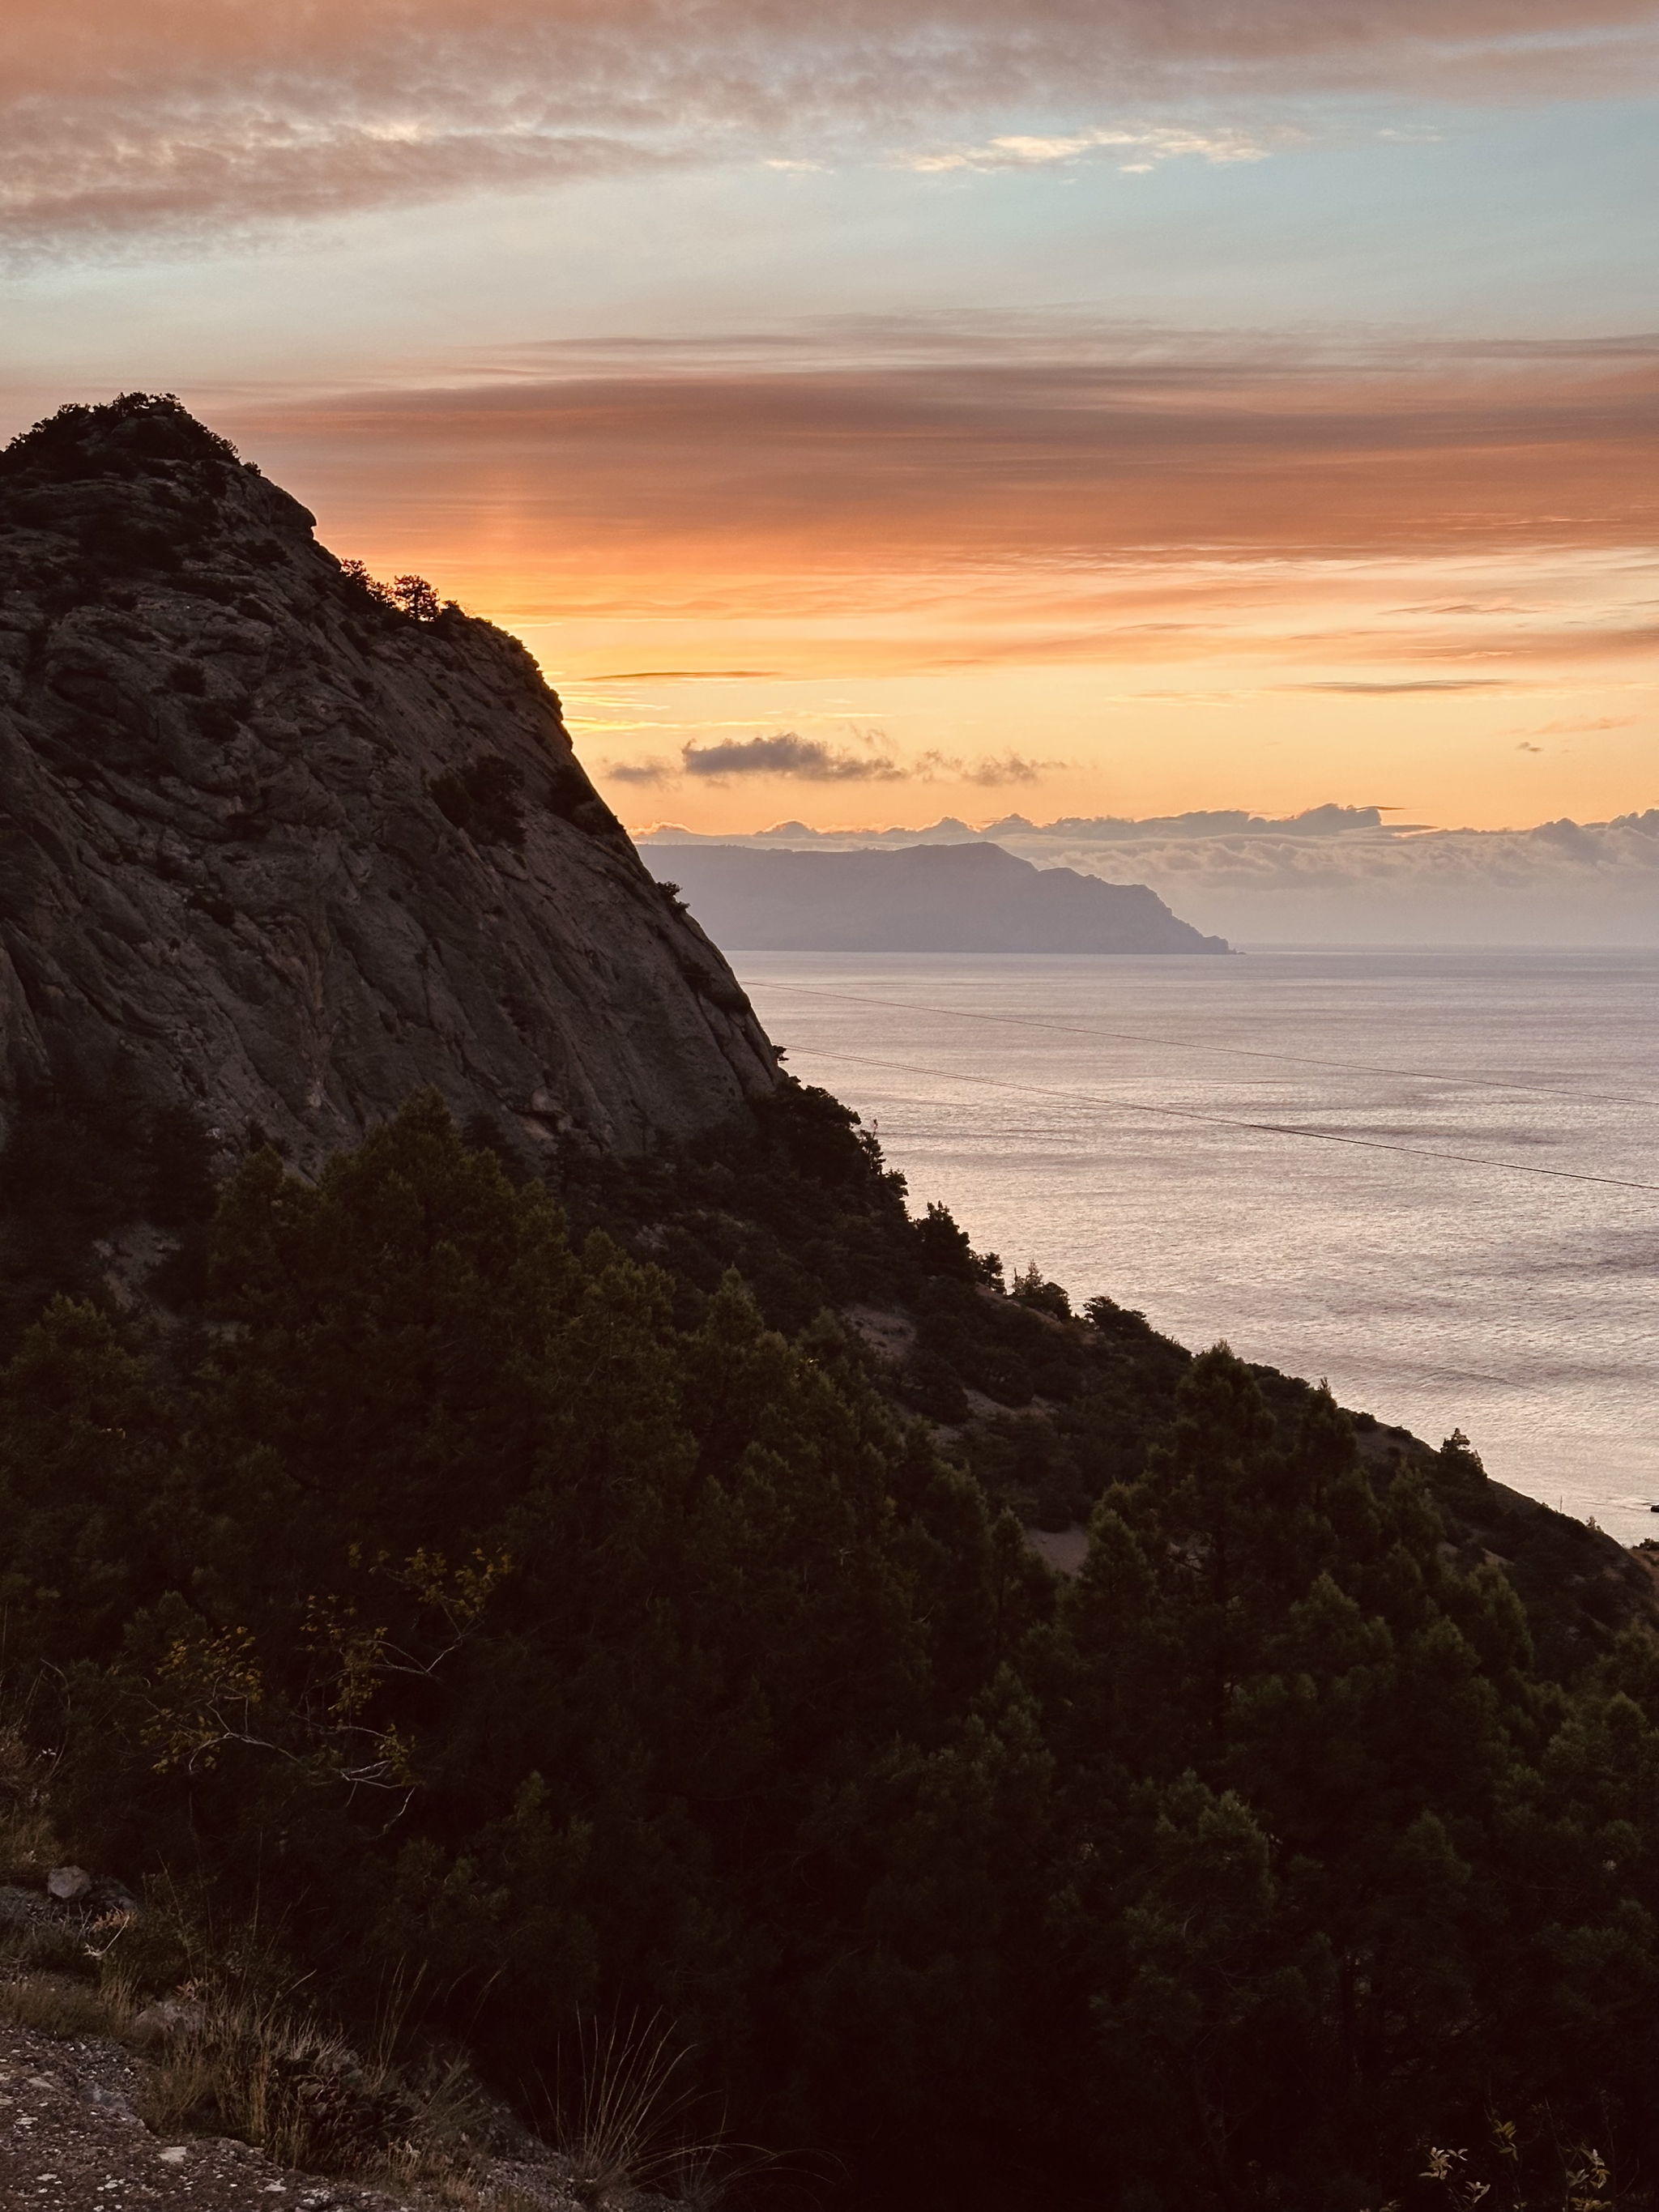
left=0, top=394, right=781, bottom=1167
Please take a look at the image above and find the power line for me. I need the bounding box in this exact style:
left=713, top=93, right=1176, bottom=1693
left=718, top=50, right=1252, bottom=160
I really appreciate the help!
left=799, top=1047, right=1659, bottom=1195
left=751, top=981, right=1659, bottom=1110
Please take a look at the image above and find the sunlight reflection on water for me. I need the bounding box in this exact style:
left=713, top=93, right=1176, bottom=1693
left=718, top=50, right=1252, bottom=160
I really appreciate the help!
left=733, top=948, right=1659, bottom=1545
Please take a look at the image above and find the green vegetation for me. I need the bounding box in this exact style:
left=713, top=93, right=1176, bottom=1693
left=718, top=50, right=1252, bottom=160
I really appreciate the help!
left=0, top=1087, right=1654, bottom=2209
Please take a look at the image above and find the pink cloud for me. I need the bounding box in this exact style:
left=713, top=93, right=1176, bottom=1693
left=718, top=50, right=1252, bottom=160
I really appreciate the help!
left=2, top=0, right=1654, bottom=249
left=226, top=332, right=1657, bottom=579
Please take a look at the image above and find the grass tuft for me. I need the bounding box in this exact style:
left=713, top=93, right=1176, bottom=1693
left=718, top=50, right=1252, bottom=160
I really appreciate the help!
left=548, top=2011, right=795, bottom=2209
left=136, top=1975, right=416, bottom=2172
left=0, top=1972, right=117, bottom=2039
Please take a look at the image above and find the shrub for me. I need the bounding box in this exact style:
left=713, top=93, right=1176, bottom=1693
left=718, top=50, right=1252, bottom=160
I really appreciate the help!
left=1010, top=1262, right=1070, bottom=1320
left=912, top=1200, right=981, bottom=1282
left=337, top=561, right=442, bottom=623
left=390, top=574, right=441, bottom=621
left=0, top=393, right=239, bottom=482
left=430, top=754, right=526, bottom=849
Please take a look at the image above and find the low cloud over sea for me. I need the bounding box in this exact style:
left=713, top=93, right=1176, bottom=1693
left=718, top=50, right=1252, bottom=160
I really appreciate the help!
left=643, top=804, right=1658, bottom=947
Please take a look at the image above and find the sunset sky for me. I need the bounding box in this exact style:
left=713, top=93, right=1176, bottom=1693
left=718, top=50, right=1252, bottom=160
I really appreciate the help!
left=2, top=0, right=1653, bottom=833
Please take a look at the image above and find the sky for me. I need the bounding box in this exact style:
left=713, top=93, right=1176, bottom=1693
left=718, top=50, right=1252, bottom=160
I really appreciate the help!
left=2, top=0, right=1655, bottom=836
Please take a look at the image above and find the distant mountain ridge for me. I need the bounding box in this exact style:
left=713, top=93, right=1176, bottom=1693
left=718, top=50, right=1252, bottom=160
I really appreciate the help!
left=644, top=802, right=1397, bottom=846
left=639, top=806, right=1658, bottom=947
left=646, top=840, right=1230, bottom=953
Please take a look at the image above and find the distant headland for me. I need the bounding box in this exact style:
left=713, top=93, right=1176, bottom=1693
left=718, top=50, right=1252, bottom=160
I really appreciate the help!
left=644, top=839, right=1230, bottom=953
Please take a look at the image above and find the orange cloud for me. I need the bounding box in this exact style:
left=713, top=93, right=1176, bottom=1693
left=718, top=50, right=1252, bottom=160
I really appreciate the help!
left=229, top=331, right=1655, bottom=604
left=58, top=322, right=1625, bottom=831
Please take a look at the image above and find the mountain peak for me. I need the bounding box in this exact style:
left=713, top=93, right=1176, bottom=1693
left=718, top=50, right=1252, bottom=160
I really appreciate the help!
left=1, top=391, right=245, bottom=484
left=0, top=401, right=781, bottom=1166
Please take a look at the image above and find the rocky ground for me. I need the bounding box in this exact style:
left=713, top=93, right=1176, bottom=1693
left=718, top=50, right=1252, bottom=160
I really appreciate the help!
left=0, top=2006, right=602, bottom=2211
left=0, top=1873, right=603, bottom=2212
left=0, top=1995, right=646, bottom=2212
left=0, top=2012, right=397, bottom=2209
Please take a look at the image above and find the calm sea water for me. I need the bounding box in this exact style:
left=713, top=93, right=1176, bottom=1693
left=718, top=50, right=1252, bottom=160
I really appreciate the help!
left=732, top=949, right=1659, bottom=1545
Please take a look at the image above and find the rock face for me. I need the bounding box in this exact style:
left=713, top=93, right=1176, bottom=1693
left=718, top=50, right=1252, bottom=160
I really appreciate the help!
left=646, top=840, right=1230, bottom=953
left=0, top=395, right=781, bottom=1166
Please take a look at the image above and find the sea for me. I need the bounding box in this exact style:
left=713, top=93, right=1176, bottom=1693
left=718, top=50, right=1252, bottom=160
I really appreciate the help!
left=731, top=948, right=1659, bottom=1546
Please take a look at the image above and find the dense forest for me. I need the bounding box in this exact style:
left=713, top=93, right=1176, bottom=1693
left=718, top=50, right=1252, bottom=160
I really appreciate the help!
left=0, top=1076, right=1654, bottom=2210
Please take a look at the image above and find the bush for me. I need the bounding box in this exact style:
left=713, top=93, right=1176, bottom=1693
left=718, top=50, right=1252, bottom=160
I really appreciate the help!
left=1010, top=1262, right=1070, bottom=1320
left=0, top=393, right=240, bottom=482
left=429, top=754, right=526, bottom=848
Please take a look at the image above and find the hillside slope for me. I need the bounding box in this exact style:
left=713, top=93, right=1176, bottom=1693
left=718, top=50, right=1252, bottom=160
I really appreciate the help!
left=0, top=395, right=780, bottom=1168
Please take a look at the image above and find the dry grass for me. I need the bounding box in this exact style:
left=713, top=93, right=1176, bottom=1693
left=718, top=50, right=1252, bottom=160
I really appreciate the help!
left=0, top=1852, right=518, bottom=2201
left=130, top=1962, right=530, bottom=2200
left=0, top=1971, right=118, bottom=2039
left=0, top=1894, right=139, bottom=2043
left=0, top=1946, right=532, bottom=2201
left=0, top=1709, right=553, bottom=2201
left=408, top=2178, right=569, bottom=2212
left=137, top=1975, right=415, bottom=2172
left=554, top=2012, right=698, bottom=2206
left=549, top=2012, right=798, bottom=2210
left=0, top=1805, right=56, bottom=1886
left=0, top=1959, right=565, bottom=2204
left=386, top=2163, right=574, bottom=2212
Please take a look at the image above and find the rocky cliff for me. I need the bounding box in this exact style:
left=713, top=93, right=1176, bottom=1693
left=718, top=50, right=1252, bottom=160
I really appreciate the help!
left=0, top=394, right=781, bottom=1166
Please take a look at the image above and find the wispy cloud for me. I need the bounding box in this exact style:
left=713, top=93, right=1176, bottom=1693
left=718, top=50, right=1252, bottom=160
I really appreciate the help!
left=234, top=328, right=1658, bottom=583
left=932, top=752, right=1064, bottom=785
left=1292, top=679, right=1522, bottom=693
left=606, top=756, right=680, bottom=785
left=902, top=124, right=1284, bottom=173
left=209, top=324, right=1653, bottom=727
left=1523, top=714, right=1637, bottom=733
left=2, top=0, right=1653, bottom=252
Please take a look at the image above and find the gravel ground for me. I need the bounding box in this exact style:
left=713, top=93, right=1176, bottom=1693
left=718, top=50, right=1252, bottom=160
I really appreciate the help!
left=0, top=1882, right=665, bottom=2211
left=0, top=2013, right=407, bottom=2209
left=0, top=2010, right=595, bottom=2211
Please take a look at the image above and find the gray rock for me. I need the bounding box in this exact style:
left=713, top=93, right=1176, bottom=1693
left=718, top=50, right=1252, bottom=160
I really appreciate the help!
left=44, top=1865, right=91, bottom=1903
left=79, top=2079, right=141, bottom=2124
left=130, top=1997, right=208, bottom=2044
left=0, top=398, right=782, bottom=1172
left=87, top=1877, right=140, bottom=1918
